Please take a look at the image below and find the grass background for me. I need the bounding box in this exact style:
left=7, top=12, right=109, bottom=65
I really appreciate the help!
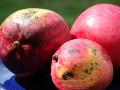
left=0, top=0, right=120, bottom=27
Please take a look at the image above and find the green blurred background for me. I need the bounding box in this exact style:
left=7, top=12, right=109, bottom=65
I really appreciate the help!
left=0, top=0, right=120, bottom=27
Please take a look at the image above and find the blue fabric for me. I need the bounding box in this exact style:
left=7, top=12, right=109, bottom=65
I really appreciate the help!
left=0, top=83, right=7, bottom=90
left=3, top=76, right=25, bottom=90
left=0, top=60, right=25, bottom=90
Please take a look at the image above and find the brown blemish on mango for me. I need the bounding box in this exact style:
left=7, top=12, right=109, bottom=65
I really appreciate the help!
left=81, top=78, right=84, bottom=80
left=68, top=49, right=80, bottom=55
left=91, top=48, right=97, bottom=55
left=74, top=64, right=77, bottom=67
left=58, top=58, right=101, bottom=87
left=62, top=72, right=74, bottom=80
left=21, top=9, right=37, bottom=19
left=84, top=68, right=91, bottom=75
left=84, top=61, right=100, bottom=76
left=90, top=67, right=93, bottom=71
left=52, top=55, right=59, bottom=62
left=77, top=60, right=101, bottom=84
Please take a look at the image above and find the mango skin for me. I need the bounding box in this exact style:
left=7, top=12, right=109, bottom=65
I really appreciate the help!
left=71, top=4, right=120, bottom=68
left=51, top=39, right=113, bottom=90
left=0, top=8, right=71, bottom=77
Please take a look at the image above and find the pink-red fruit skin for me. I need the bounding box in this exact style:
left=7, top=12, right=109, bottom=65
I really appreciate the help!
left=0, top=8, right=71, bottom=77
left=51, top=39, right=113, bottom=90
left=71, top=4, right=120, bottom=68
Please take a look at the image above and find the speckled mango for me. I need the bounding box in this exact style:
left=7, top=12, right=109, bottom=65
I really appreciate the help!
left=51, top=39, right=113, bottom=90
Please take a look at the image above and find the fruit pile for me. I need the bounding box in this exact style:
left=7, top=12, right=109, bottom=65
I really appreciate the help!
left=0, top=3, right=120, bottom=90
